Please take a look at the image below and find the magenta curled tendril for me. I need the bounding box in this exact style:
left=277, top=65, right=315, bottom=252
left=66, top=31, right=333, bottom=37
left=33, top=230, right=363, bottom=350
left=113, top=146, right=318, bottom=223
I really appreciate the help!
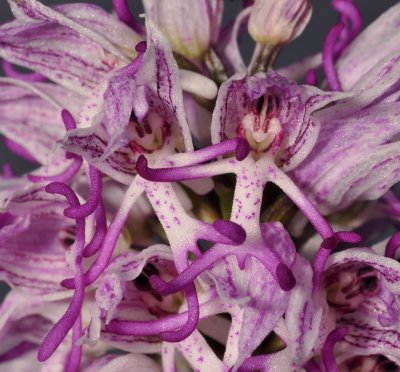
left=38, top=182, right=85, bottom=366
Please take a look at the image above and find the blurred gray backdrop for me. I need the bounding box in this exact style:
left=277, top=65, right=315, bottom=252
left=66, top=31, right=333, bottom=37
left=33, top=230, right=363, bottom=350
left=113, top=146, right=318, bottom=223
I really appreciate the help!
left=0, top=0, right=398, bottom=301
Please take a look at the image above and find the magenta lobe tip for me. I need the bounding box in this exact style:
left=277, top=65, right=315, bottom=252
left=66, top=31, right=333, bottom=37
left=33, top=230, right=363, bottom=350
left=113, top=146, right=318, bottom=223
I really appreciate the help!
left=276, top=263, right=296, bottom=291
left=212, top=219, right=247, bottom=245
left=135, top=41, right=147, bottom=53
left=235, top=138, right=250, bottom=161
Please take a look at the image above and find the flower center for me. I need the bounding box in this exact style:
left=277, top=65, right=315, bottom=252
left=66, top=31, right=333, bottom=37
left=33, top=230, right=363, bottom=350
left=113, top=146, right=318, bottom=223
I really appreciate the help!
left=325, top=265, right=380, bottom=312
left=128, top=111, right=171, bottom=154
left=238, top=94, right=283, bottom=155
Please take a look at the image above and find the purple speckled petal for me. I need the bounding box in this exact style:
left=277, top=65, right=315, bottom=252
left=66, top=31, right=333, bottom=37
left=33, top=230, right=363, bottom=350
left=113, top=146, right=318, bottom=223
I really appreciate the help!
left=291, top=100, right=400, bottom=214
left=336, top=2, right=400, bottom=90
left=85, top=353, right=161, bottom=372
left=90, top=245, right=172, bottom=344
left=0, top=181, right=80, bottom=295
left=135, top=18, right=193, bottom=152
left=325, top=246, right=400, bottom=364
left=8, top=0, right=141, bottom=60
left=285, top=255, right=331, bottom=368
left=0, top=20, right=119, bottom=94
left=335, top=314, right=400, bottom=367
left=0, top=79, right=81, bottom=164
left=0, top=210, right=73, bottom=294
left=62, top=126, right=137, bottom=185
left=63, top=19, right=193, bottom=182
left=210, top=223, right=296, bottom=366
left=0, top=290, right=77, bottom=370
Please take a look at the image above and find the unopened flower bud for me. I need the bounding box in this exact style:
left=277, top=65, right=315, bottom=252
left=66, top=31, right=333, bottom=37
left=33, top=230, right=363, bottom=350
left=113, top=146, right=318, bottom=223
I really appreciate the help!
left=248, top=0, right=312, bottom=45
left=143, top=0, right=223, bottom=59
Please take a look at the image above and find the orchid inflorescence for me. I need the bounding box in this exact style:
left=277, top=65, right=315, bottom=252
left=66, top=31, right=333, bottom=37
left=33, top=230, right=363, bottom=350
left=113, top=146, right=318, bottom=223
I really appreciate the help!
left=0, top=0, right=400, bottom=371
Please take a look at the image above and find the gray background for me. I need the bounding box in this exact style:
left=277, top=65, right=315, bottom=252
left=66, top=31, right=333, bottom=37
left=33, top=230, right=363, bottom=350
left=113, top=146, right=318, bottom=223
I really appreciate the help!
left=0, top=0, right=399, bottom=301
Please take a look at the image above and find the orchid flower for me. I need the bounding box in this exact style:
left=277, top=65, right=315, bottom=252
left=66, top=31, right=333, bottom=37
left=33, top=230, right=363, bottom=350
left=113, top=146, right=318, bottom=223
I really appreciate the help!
left=1, top=1, right=400, bottom=371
